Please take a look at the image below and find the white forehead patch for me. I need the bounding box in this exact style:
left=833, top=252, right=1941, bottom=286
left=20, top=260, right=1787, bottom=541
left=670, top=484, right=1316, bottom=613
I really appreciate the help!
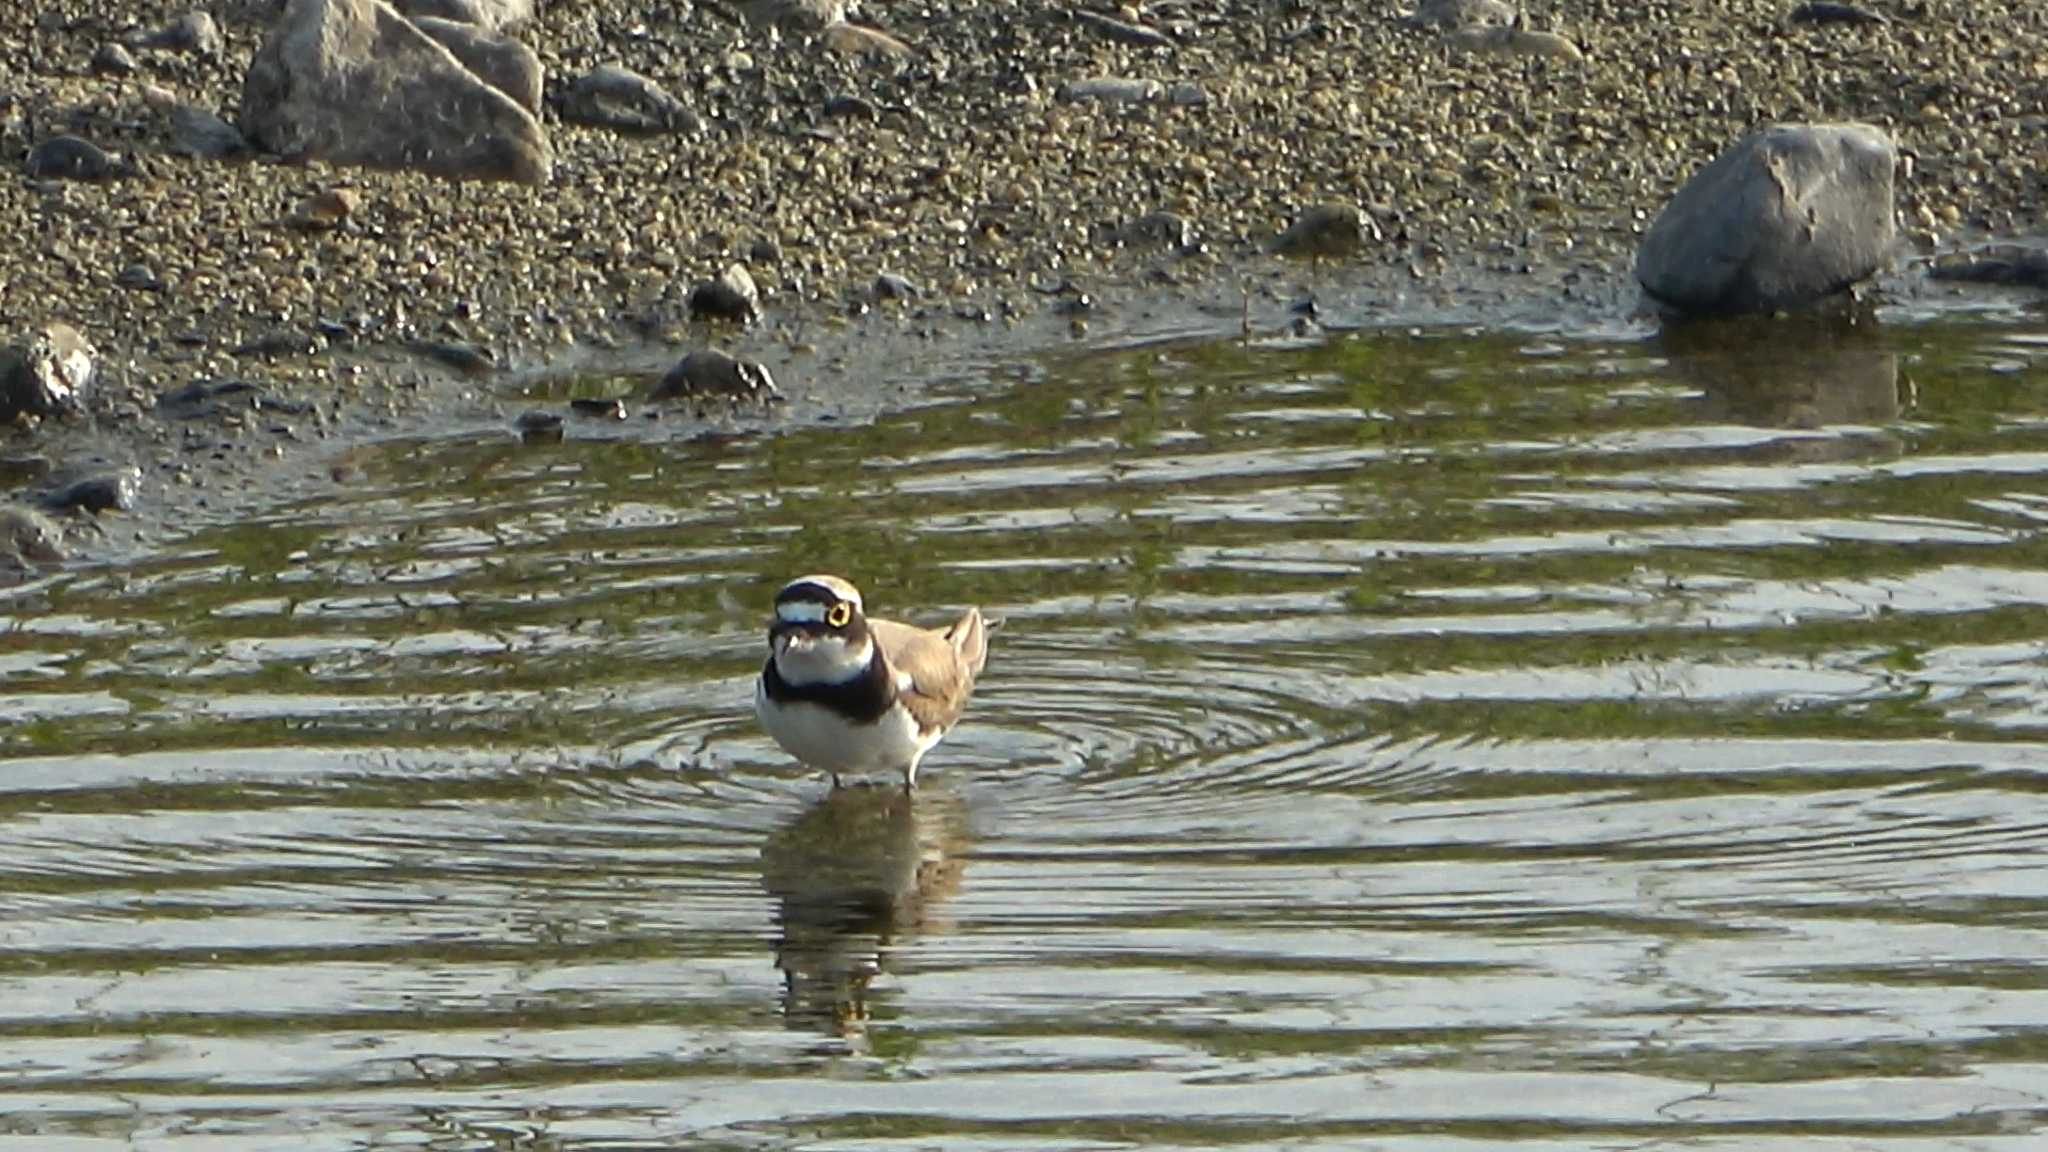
left=776, top=601, right=828, bottom=623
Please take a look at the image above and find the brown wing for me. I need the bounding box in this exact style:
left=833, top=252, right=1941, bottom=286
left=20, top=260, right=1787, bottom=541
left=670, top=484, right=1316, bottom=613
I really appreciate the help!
left=869, top=607, right=986, bottom=735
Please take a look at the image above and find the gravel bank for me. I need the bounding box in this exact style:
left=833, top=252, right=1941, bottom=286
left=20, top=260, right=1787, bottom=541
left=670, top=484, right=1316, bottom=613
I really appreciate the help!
left=0, top=0, right=2042, bottom=533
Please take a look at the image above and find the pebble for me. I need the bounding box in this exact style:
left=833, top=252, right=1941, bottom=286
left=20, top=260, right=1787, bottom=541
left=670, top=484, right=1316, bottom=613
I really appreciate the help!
left=1272, top=203, right=1379, bottom=258
left=515, top=409, right=565, bottom=442
left=689, top=264, right=762, bottom=323
left=116, top=263, right=165, bottom=291
left=1115, top=210, right=1198, bottom=250
left=24, top=136, right=122, bottom=181
left=1448, top=24, right=1585, bottom=60
left=46, top=467, right=141, bottom=515
left=874, top=272, right=922, bottom=301
left=288, top=188, right=361, bottom=232
left=561, top=64, right=702, bottom=134
left=1074, top=11, right=1175, bottom=48
left=570, top=397, right=630, bottom=419
left=92, top=42, right=140, bottom=76
left=823, top=23, right=914, bottom=60
left=1927, top=249, right=2048, bottom=289
left=1788, top=2, right=1891, bottom=26
left=404, top=340, right=497, bottom=375
left=1062, top=77, right=1164, bottom=105
left=169, top=105, right=250, bottom=159
left=738, top=0, right=846, bottom=30
left=650, top=349, right=778, bottom=400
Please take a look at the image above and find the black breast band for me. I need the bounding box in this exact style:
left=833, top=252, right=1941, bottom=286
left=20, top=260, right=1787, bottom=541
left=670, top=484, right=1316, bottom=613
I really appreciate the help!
left=761, top=650, right=895, bottom=725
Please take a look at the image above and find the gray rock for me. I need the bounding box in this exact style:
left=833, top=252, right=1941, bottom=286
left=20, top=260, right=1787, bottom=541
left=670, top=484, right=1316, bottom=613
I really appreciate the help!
left=1061, top=77, right=1163, bottom=105
left=1115, top=210, right=1197, bottom=249
left=1927, top=247, right=2048, bottom=289
left=822, top=22, right=913, bottom=61
left=240, top=0, right=552, bottom=185
left=650, top=349, right=778, bottom=400
left=92, top=42, right=140, bottom=75
left=393, top=0, right=535, bottom=29
left=738, top=0, right=846, bottom=32
left=1272, top=203, right=1380, bottom=258
left=1403, top=0, right=1518, bottom=29
left=1636, top=122, right=1897, bottom=315
left=0, top=506, right=66, bottom=565
left=1788, top=2, right=1889, bottom=27
left=24, top=135, right=124, bottom=181
left=561, top=64, right=701, bottom=134
left=134, top=11, right=225, bottom=56
left=1447, top=23, right=1583, bottom=59
left=46, top=467, right=141, bottom=515
left=411, top=15, right=544, bottom=114
left=873, top=271, right=921, bottom=301
left=1074, top=11, right=1174, bottom=48
left=169, top=104, right=250, bottom=158
left=688, top=263, right=761, bottom=323
left=0, top=323, right=95, bottom=419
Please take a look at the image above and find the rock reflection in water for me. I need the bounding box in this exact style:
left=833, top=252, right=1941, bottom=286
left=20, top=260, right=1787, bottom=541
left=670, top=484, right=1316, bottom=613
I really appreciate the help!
left=758, top=782, right=970, bottom=1044
left=1658, top=313, right=1905, bottom=435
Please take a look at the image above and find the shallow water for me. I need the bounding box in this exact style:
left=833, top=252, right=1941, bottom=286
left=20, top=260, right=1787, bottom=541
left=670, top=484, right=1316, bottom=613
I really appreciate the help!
left=4, top=312, right=2048, bottom=1150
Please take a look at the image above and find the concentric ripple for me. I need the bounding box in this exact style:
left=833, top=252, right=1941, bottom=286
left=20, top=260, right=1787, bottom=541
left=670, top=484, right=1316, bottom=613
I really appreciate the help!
left=2, top=315, right=2047, bottom=1148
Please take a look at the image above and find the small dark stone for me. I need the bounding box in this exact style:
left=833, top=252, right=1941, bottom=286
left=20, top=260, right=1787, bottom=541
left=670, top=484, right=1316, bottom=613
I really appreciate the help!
left=1115, top=210, right=1197, bottom=250
left=1788, top=2, right=1890, bottom=26
left=159, top=379, right=269, bottom=418
left=24, top=135, right=120, bottom=181
left=1272, top=203, right=1379, bottom=259
left=570, top=397, right=629, bottom=419
left=749, top=237, right=783, bottom=265
left=688, top=264, right=761, bottom=323
left=823, top=93, right=879, bottom=120
left=92, top=42, right=140, bottom=75
left=404, top=339, right=497, bottom=374
left=561, top=64, right=702, bottom=134
left=1288, top=294, right=1319, bottom=318
left=116, top=263, right=164, bottom=291
left=1074, top=10, right=1175, bottom=48
left=515, top=409, right=564, bottom=441
left=873, top=271, right=921, bottom=301
left=168, top=105, right=250, bottom=159
left=46, top=467, right=141, bottom=514
left=650, top=348, right=777, bottom=400
left=1927, top=249, right=2048, bottom=289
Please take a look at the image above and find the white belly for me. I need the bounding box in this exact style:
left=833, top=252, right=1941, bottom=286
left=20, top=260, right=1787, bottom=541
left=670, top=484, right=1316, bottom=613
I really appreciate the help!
left=755, top=677, right=942, bottom=778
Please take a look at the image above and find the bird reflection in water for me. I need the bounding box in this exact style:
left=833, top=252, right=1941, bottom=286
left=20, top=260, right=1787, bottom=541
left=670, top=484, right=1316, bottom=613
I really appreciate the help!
left=758, top=781, right=970, bottom=1045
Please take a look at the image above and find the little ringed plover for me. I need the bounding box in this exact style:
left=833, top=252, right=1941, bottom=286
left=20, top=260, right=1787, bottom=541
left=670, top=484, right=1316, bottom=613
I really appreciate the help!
left=754, top=574, right=989, bottom=788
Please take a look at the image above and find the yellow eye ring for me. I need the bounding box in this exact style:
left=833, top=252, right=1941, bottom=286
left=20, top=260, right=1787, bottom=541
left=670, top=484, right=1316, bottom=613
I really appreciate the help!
left=826, top=602, right=852, bottom=628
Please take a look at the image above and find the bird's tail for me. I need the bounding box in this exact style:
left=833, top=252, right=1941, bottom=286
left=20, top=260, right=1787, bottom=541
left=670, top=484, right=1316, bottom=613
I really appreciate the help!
left=948, top=607, right=990, bottom=679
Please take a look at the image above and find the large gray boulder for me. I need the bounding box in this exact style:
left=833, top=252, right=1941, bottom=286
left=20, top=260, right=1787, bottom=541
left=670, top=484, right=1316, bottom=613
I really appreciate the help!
left=1637, top=122, right=1896, bottom=315
left=412, top=15, right=543, bottom=114
left=240, top=0, right=551, bottom=185
left=393, top=0, right=534, bottom=30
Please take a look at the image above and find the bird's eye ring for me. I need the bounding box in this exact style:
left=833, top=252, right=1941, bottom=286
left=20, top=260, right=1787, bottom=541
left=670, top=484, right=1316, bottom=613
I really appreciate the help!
left=826, top=602, right=852, bottom=628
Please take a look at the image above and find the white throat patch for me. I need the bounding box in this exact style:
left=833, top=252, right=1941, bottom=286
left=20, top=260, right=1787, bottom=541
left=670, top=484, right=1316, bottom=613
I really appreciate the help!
left=776, top=635, right=874, bottom=686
